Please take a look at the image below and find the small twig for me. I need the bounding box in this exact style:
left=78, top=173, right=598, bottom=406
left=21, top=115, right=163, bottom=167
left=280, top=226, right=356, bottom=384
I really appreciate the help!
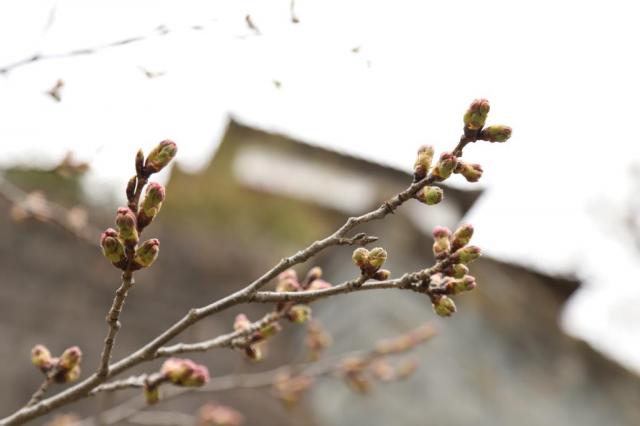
left=26, top=377, right=53, bottom=407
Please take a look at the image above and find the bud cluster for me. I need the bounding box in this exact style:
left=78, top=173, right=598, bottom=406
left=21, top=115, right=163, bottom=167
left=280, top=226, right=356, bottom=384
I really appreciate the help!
left=160, top=358, right=210, bottom=387
left=351, top=247, right=389, bottom=279
left=233, top=314, right=283, bottom=362
left=31, top=344, right=83, bottom=384
left=463, top=98, right=512, bottom=143
left=426, top=223, right=483, bottom=317
left=100, top=140, right=177, bottom=271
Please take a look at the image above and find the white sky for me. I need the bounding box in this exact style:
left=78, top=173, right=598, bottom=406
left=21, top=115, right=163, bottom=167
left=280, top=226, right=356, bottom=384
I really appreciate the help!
left=1, top=0, right=640, bottom=373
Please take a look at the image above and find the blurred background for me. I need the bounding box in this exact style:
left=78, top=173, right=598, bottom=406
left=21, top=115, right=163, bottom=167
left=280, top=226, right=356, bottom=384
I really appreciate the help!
left=1, top=1, right=640, bottom=425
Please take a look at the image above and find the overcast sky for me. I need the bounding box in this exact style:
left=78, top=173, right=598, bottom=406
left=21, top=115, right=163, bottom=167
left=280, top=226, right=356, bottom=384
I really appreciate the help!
left=1, top=0, right=640, bottom=373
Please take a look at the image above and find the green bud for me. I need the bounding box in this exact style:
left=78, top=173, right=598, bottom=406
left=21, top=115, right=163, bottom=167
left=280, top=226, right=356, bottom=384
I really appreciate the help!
left=145, top=140, right=177, bottom=174
left=134, top=239, right=160, bottom=268
left=352, top=248, right=369, bottom=268
left=432, top=152, right=458, bottom=180
left=463, top=99, right=490, bottom=130
left=413, top=145, right=434, bottom=181
left=452, top=245, right=482, bottom=264
left=115, top=207, right=138, bottom=244
left=287, top=305, right=312, bottom=323
left=144, top=383, right=160, bottom=405
left=58, top=346, right=82, bottom=371
left=480, top=125, right=512, bottom=142
left=138, top=182, right=165, bottom=229
left=455, top=161, right=483, bottom=183
left=451, top=223, right=474, bottom=251
left=450, top=264, right=469, bottom=279
left=368, top=247, right=388, bottom=269
left=161, top=358, right=210, bottom=387
left=62, top=365, right=81, bottom=383
left=258, top=322, right=282, bottom=339
left=432, top=295, right=456, bottom=317
left=31, top=345, right=53, bottom=371
left=416, top=186, right=443, bottom=205
left=453, top=275, right=477, bottom=293
left=373, top=269, right=391, bottom=281
left=100, top=228, right=126, bottom=264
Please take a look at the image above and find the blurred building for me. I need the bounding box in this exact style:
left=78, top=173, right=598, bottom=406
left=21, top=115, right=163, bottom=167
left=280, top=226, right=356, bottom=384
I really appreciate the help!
left=1, top=119, right=639, bottom=425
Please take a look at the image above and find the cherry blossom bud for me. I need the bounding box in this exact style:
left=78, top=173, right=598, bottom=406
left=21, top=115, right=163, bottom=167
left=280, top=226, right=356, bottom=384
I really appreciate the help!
left=431, top=294, right=456, bottom=317
left=455, top=161, right=483, bottom=183
left=448, top=263, right=469, bottom=279
left=234, top=314, right=251, bottom=332
left=245, top=345, right=263, bottom=362
left=276, top=269, right=300, bottom=292
left=432, top=152, right=458, bottom=180
left=138, top=183, right=165, bottom=228
left=480, top=125, right=512, bottom=142
left=373, top=269, right=391, bottom=281
left=144, top=383, right=160, bottom=405
left=303, top=266, right=322, bottom=288
left=126, top=176, right=137, bottom=202
left=463, top=99, right=490, bottom=131
left=58, top=346, right=82, bottom=371
left=135, top=149, right=145, bottom=176
left=145, top=140, right=177, bottom=174
left=31, top=345, right=53, bottom=371
left=368, top=247, right=388, bottom=270
left=161, top=358, right=210, bottom=387
left=432, top=226, right=451, bottom=260
left=62, top=365, right=81, bottom=383
left=100, top=228, right=125, bottom=264
left=134, top=239, right=160, bottom=268
left=416, top=186, right=443, bottom=205
left=453, top=275, right=477, bottom=293
left=115, top=207, right=138, bottom=244
left=413, top=145, right=435, bottom=181
left=452, top=245, right=482, bottom=264
left=257, top=322, right=281, bottom=340
left=287, top=305, right=312, bottom=323
left=351, top=248, right=369, bottom=268
left=451, top=223, right=474, bottom=251
left=308, top=279, right=333, bottom=291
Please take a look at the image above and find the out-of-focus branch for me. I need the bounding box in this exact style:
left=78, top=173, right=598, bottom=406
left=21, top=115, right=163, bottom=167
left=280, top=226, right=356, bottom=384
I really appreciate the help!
left=0, top=173, right=100, bottom=244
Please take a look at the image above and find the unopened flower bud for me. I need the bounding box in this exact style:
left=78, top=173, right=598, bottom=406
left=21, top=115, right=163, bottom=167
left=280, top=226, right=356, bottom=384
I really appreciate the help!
left=352, top=248, right=369, bottom=268
left=144, top=383, right=160, bottom=405
left=161, top=358, right=210, bottom=387
left=245, top=345, right=263, bottom=361
left=373, top=269, right=391, bottom=281
left=126, top=176, right=137, bottom=202
left=463, top=99, right=490, bottom=130
left=257, top=322, right=282, bottom=340
left=480, top=125, right=512, bottom=142
left=134, top=239, right=160, bottom=268
left=451, top=223, right=474, bottom=251
left=452, top=245, right=482, bottom=264
left=115, top=207, right=138, bottom=244
left=453, top=275, right=477, bottom=293
left=308, top=279, right=333, bottom=291
left=145, top=140, right=177, bottom=174
left=432, top=152, right=458, bottom=180
left=304, top=266, right=322, bottom=287
left=368, top=247, right=387, bottom=270
left=100, top=228, right=125, bottom=264
left=58, top=346, right=82, bottom=371
left=31, top=345, right=52, bottom=371
left=432, top=295, right=456, bottom=317
left=449, top=263, right=469, bottom=279
left=287, top=305, right=312, bottom=323
left=234, top=314, right=251, bottom=332
left=62, top=365, right=81, bottom=383
left=416, top=186, right=443, bottom=205
left=432, top=226, right=451, bottom=260
left=413, top=145, right=435, bottom=181
left=276, top=278, right=300, bottom=293
left=455, top=161, right=483, bottom=183
left=138, top=183, right=165, bottom=228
